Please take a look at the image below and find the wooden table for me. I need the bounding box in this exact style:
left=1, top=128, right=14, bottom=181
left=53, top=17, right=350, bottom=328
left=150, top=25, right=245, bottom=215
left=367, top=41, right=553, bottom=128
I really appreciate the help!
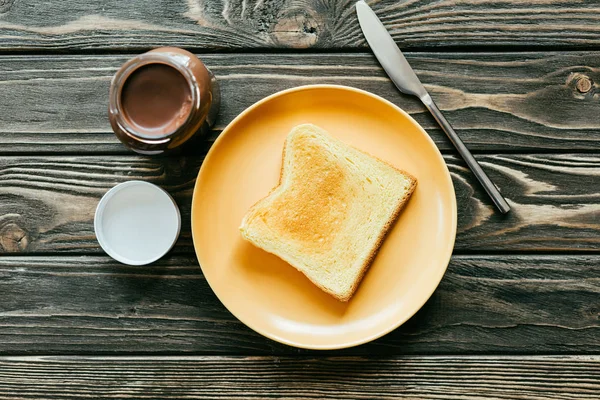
left=0, top=0, right=598, bottom=398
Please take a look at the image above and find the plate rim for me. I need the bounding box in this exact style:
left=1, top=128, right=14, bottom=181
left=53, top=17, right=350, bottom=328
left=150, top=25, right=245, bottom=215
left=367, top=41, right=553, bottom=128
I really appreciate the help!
left=192, top=84, right=457, bottom=349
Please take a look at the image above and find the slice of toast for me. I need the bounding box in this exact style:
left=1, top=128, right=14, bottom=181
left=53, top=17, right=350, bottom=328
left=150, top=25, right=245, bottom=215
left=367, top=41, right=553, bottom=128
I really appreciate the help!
left=240, top=124, right=417, bottom=302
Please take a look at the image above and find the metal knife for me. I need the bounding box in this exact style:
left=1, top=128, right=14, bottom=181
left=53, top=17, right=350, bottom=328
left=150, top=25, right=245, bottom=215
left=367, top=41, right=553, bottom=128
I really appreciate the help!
left=356, top=0, right=510, bottom=214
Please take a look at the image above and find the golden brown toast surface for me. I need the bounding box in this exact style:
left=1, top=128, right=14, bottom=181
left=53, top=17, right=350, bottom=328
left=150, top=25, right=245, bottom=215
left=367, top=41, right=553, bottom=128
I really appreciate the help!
left=240, top=124, right=417, bottom=301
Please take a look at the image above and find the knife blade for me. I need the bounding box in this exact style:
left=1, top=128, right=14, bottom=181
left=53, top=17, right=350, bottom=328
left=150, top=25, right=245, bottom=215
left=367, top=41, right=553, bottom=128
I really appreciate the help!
left=356, top=0, right=510, bottom=214
left=356, top=0, right=427, bottom=99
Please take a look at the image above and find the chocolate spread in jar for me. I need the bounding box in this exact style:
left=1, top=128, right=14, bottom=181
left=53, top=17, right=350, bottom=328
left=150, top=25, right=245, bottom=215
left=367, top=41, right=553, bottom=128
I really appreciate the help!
left=108, top=47, right=220, bottom=155
left=121, top=64, right=193, bottom=137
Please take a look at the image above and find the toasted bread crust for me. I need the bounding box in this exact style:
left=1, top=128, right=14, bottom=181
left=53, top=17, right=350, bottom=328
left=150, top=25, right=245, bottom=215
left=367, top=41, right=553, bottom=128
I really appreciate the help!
left=340, top=167, right=417, bottom=301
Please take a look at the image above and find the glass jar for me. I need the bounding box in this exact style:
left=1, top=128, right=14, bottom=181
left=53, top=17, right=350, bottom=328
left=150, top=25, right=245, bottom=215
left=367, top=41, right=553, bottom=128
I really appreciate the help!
left=108, top=47, right=220, bottom=155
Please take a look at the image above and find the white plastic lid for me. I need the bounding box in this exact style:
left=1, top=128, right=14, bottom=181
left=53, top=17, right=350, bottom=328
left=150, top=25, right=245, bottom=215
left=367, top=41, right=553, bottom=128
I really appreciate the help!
left=94, top=181, right=181, bottom=265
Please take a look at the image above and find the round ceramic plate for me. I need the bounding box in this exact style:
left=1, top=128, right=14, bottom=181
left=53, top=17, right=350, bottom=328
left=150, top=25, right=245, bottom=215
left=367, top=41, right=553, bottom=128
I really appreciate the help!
left=192, top=85, right=456, bottom=349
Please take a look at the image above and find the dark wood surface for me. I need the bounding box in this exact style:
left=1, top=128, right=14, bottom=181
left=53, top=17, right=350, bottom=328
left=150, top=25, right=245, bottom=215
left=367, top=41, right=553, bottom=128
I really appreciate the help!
left=0, top=0, right=599, bottom=397
left=1, top=52, right=599, bottom=153
left=0, top=154, right=597, bottom=254
left=0, top=255, right=598, bottom=355
left=0, top=356, right=597, bottom=399
left=0, top=0, right=598, bottom=51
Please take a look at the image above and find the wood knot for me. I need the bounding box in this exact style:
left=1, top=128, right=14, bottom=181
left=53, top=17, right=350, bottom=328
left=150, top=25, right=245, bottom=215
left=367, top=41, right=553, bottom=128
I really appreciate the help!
left=271, top=10, right=323, bottom=48
left=0, top=223, right=29, bottom=252
left=588, top=305, right=600, bottom=319
left=576, top=76, right=593, bottom=93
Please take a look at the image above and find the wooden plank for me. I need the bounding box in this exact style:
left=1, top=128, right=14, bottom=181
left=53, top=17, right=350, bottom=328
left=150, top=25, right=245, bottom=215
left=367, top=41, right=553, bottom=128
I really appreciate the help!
left=0, top=356, right=597, bottom=400
left=0, top=154, right=597, bottom=254
left=0, top=52, right=599, bottom=153
left=0, top=255, right=597, bottom=354
left=0, top=0, right=598, bottom=51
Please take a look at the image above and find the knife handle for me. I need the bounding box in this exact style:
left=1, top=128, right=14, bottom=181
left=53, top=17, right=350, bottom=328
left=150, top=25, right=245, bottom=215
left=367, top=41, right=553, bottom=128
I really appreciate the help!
left=420, top=93, right=511, bottom=214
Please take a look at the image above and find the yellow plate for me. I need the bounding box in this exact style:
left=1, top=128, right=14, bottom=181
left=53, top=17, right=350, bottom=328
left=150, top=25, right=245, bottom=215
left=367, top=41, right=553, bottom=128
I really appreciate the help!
left=192, top=85, right=457, bottom=349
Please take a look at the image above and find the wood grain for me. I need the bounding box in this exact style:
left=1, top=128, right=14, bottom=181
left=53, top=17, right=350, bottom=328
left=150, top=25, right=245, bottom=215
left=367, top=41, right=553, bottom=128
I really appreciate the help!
left=0, top=154, right=597, bottom=254
left=0, top=52, right=599, bottom=153
left=0, top=355, right=597, bottom=399
left=0, top=0, right=598, bottom=51
left=0, top=255, right=597, bottom=355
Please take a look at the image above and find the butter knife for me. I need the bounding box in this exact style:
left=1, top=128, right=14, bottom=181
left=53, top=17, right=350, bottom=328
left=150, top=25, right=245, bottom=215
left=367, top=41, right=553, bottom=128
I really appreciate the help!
left=356, top=0, right=510, bottom=214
